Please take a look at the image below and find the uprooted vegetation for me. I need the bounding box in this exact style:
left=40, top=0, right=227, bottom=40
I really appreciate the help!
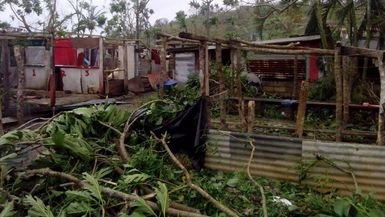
left=1, top=82, right=385, bottom=216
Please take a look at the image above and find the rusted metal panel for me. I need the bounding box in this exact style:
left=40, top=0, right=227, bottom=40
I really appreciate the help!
left=207, top=130, right=385, bottom=200
left=206, top=130, right=302, bottom=182
left=302, top=140, right=385, bottom=200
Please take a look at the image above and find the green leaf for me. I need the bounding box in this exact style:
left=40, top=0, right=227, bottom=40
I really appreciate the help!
left=226, top=177, right=239, bottom=188
left=334, top=198, right=351, bottom=217
left=64, top=201, right=94, bottom=215
left=82, top=173, right=104, bottom=205
left=0, top=201, right=17, bottom=217
left=72, top=107, right=96, bottom=118
left=24, top=195, right=55, bottom=217
left=155, top=182, right=169, bottom=217
left=124, top=169, right=150, bottom=184
left=130, top=197, right=157, bottom=217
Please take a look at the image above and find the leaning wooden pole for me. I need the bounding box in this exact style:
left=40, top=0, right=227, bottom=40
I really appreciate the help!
left=14, top=45, right=25, bottom=124
left=247, top=101, right=256, bottom=133
left=216, top=43, right=227, bottom=129
left=334, top=43, right=343, bottom=142
left=377, top=52, right=385, bottom=145
left=295, top=81, right=309, bottom=138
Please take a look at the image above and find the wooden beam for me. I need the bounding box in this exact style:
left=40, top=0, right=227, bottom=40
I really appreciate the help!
left=234, top=48, right=247, bottom=131
left=204, top=41, right=209, bottom=96
left=239, top=45, right=335, bottom=56
left=1, top=40, right=10, bottom=114
left=341, top=46, right=384, bottom=58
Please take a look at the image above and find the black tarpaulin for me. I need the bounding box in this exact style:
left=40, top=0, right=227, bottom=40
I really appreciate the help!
left=154, top=97, right=208, bottom=170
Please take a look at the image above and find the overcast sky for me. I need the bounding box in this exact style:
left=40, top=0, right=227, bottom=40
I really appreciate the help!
left=2, top=0, right=224, bottom=29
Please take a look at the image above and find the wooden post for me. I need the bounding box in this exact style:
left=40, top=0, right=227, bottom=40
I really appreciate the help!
left=292, top=55, right=298, bottom=99
left=234, top=48, right=247, bottom=131
left=159, top=36, right=167, bottom=98
left=376, top=52, right=385, bottom=145
left=123, top=41, right=129, bottom=94
left=334, top=43, right=343, bottom=142
left=0, top=99, right=3, bottom=136
left=204, top=41, right=209, bottom=96
left=247, top=101, right=255, bottom=133
left=216, top=43, right=227, bottom=129
left=199, top=43, right=205, bottom=95
left=1, top=40, right=9, bottom=114
left=295, top=81, right=309, bottom=138
left=14, top=45, right=25, bottom=124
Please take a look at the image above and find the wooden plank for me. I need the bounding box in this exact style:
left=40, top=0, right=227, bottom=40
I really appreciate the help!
left=295, top=81, right=309, bottom=138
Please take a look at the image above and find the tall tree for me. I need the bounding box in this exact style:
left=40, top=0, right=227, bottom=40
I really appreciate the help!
left=175, top=11, right=188, bottom=32
left=105, top=0, right=153, bottom=38
left=68, top=0, right=106, bottom=36
left=189, top=0, right=219, bottom=37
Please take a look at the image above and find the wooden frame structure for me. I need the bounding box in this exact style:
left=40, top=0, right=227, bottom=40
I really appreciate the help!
left=157, top=32, right=385, bottom=145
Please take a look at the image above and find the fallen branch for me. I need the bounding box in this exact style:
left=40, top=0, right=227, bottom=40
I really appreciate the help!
left=247, top=140, right=268, bottom=217
left=118, top=99, right=167, bottom=163
left=152, top=132, right=240, bottom=217
left=22, top=168, right=208, bottom=217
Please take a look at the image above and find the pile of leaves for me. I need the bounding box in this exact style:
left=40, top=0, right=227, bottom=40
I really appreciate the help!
left=1, top=91, right=385, bottom=216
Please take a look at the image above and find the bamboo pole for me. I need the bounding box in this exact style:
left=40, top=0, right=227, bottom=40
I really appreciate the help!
left=14, top=45, right=25, bottom=124
left=216, top=43, right=227, bottom=129
left=334, top=43, right=343, bottom=142
left=295, top=81, right=309, bottom=138
left=377, top=52, right=385, bottom=145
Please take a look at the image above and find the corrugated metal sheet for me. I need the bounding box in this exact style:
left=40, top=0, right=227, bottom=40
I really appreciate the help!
left=302, top=140, right=385, bottom=200
left=206, top=130, right=385, bottom=200
left=206, top=130, right=302, bottom=182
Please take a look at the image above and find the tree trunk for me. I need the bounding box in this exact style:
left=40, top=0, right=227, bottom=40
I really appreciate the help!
left=314, top=0, right=329, bottom=49
left=295, top=81, right=309, bottom=138
left=342, top=56, right=351, bottom=127
left=216, top=43, right=227, bottom=129
left=334, top=44, right=343, bottom=142
left=234, top=48, right=247, bottom=131
left=377, top=53, right=385, bottom=145
left=14, top=45, right=25, bottom=124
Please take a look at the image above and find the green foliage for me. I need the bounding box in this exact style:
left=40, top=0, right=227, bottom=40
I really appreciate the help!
left=130, top=197, right=157, bottom=217
left=308, top=75, right=336, bottom=101
left=0, top=201, right=16, bottom=217
left=24, top=195, right=55, bottom=217
left=155, top=182, right=169, bottom=217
